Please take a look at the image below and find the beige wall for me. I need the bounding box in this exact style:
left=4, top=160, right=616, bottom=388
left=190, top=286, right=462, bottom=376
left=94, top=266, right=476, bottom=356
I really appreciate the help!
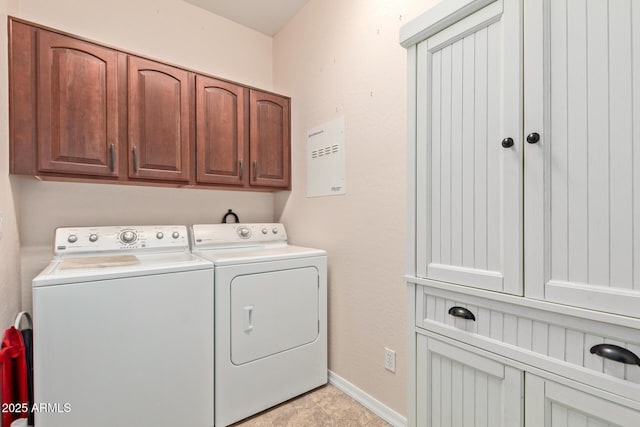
left=16, top=0, right=273, bottom=88
left=273, top=0, right=438, bottom=415
left=0, top=0, right=21, bottom=328
left=10, top=0, right=277, bottom=309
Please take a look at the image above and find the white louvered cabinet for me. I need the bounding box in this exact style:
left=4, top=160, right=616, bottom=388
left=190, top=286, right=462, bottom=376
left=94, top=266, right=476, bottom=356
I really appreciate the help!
left=402, top=0, right=640, bottom=426
left=417, top=334, right=523, bottom=426
left=526, top=375, right=640, bottom=427
left=413, top=0, right=523, bottom=296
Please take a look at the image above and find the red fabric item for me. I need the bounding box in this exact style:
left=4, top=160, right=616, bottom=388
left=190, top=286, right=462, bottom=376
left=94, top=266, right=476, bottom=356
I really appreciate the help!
left=1, top=326, right=29, bottom=427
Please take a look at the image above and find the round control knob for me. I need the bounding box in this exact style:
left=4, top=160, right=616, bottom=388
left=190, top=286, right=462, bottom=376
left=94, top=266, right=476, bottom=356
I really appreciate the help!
left=262, top=228, right=268, bottom=235
left=89, top=234, right=99, bottom=242
left=120, top=231, right=137, bottom=244
left=156, top=232, right=164, bottom=239
left=67, top=234, right=78, bottom=243
left=172, top=231, right=180, bottom=239
left=272, top=228, right=279, bottom=234
left=238, top=227, right=251, bottom=238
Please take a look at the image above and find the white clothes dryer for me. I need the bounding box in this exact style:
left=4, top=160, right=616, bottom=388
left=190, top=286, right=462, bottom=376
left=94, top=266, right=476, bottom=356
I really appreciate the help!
left=191, top=223, right=327, bottom=427
left=32, top=226, right=214, bottom=427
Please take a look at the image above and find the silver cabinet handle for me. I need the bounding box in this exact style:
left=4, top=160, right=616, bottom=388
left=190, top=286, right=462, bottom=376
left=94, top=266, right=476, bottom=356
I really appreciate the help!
left=253, top=160, right=257, bottom=181
left=109, top=144, right=115, bottom=172
left=132, top=146, right=138, bottom=173
left=239, top=159, right=244, bottom=180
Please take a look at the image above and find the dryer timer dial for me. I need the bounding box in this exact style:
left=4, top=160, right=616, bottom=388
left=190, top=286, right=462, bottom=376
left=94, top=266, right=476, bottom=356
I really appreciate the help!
left=237, top=227, right=251, bottom=239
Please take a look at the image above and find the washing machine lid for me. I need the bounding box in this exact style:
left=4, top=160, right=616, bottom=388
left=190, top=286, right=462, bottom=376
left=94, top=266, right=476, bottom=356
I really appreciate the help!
left=33, top=252, right=212, bottom=287
left=194, top=245, right=326, bottom=266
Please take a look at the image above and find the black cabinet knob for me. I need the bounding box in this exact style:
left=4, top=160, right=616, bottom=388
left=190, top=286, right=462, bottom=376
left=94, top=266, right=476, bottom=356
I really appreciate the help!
left=501, top=137, right=514, bottom=148
left=527, top=132, right=540, bottom=144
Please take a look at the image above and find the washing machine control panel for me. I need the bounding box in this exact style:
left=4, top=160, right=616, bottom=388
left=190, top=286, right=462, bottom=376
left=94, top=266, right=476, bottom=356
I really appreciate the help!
left=54, top=225, right=189, bottom=255
left=192, top=223, right=287, bottom=248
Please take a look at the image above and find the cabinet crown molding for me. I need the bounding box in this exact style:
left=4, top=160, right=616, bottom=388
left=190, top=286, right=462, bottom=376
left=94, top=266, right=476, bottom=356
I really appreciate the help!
left=400, top=0, right=496, bottom=47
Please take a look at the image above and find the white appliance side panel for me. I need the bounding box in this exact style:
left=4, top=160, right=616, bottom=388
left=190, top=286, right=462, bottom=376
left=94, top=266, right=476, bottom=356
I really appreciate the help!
left=33, top=269, right=214, bottom=427
left=230, top=267, right=319, bottom=365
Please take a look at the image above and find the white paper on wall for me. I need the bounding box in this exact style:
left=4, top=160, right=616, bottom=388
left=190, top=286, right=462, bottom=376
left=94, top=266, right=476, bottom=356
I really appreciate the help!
left=306, top=116, right=346, bottom=197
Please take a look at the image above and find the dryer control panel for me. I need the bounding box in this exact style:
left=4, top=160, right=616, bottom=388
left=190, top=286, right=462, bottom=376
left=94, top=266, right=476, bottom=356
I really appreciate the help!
left=54, top=225, right=189, bottom=255
left=192, top=223, right=287, bottom=248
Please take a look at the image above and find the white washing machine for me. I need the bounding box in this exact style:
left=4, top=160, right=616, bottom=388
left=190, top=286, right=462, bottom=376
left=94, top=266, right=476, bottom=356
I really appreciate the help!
left=32, top=225, right=214, bottom=427
left=191, top=223, right=327, bottom=427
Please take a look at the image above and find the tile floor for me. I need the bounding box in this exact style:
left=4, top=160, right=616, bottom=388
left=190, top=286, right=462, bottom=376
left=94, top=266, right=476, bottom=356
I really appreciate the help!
left=232, top=384, right=391, bottom=427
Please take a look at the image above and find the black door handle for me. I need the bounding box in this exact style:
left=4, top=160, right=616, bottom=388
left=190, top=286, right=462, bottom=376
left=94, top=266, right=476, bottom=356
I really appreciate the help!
left=590, top=344, right=640, bottom=365
left=526, top=132, right=540, bottom=144
left=502, top=137, right=514, bottom=148
left=448, top=306, right=476, bottom=321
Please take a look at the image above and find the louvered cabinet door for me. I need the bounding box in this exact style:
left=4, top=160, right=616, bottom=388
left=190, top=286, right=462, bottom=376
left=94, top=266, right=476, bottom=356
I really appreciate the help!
left=37, top=30, right=119, bottom=177
left=416, top=334, right=523, bottom=427
left=249, top=90, right=290, bottom=189
left=195, top=75, right=246, bottom=185
left=415, top=0, right=523, bottom=294
left=524, top=0, right=640, bottom=317
left=128, top=56, right=190, bottom=182
left=525, top=375, right=640, bottom=427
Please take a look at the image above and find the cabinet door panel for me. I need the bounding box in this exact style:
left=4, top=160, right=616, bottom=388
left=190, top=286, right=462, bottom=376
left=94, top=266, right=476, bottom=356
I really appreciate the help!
left=416, top=334, right=523, bottom=427
left=524, top=0, right=640, bottom=317
left=249, top=90, right=290, bottom=188
left=416, top=0, right=523, bottom=294
left=525, top=374, right=640, bottom=427
left=196, top=75, right=245, bottom=185
left=128, top=56, right=190, bottom=181
left=37, top=31, right=118, bottom=176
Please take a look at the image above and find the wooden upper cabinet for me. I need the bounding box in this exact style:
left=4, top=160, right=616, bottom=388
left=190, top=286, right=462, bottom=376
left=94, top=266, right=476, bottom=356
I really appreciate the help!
left=249, top=90, right=290, bottom=189
left=195, top=75, right=246, bottom=185
left=37, top=30, right=119, bottom=177
left=128, top=56, right=190, bottom=182
left=9, top=18, right=291, bottom=191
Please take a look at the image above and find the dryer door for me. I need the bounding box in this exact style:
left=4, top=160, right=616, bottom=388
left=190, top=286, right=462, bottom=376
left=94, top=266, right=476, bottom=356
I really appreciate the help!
left=230, top=267, right=319, bottom=365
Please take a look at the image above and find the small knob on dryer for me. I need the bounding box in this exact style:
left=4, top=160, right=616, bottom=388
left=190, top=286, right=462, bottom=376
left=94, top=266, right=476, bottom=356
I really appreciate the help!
left=238, top=227, right=251, bottom=238
left=121, top=231, right=136, bottom=243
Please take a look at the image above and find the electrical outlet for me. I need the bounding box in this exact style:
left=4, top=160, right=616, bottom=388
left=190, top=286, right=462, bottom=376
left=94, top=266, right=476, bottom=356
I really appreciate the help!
left=384, top=347, right=396, bottom=373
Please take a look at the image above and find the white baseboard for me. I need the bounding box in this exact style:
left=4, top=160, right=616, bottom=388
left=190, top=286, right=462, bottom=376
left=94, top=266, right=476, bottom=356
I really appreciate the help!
left=328, top=370, right=407, bottom=427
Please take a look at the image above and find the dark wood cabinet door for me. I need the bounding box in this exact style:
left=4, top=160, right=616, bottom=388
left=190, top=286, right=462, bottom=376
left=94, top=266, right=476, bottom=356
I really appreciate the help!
left=249, top=90, right=290, bottom=189
left=128, top=56, right=190, bottom=181
left=195, top=75, right=245, bottom=185
left=37, top=30, right=119, bottom=176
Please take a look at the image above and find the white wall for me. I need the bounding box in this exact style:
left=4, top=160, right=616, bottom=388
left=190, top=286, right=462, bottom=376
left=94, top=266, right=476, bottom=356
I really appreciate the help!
left=10, top=0, right=277, bottom=309
left=273, top=0, right=438, bottom=415
left=0, top=0, right=22, bottom=328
